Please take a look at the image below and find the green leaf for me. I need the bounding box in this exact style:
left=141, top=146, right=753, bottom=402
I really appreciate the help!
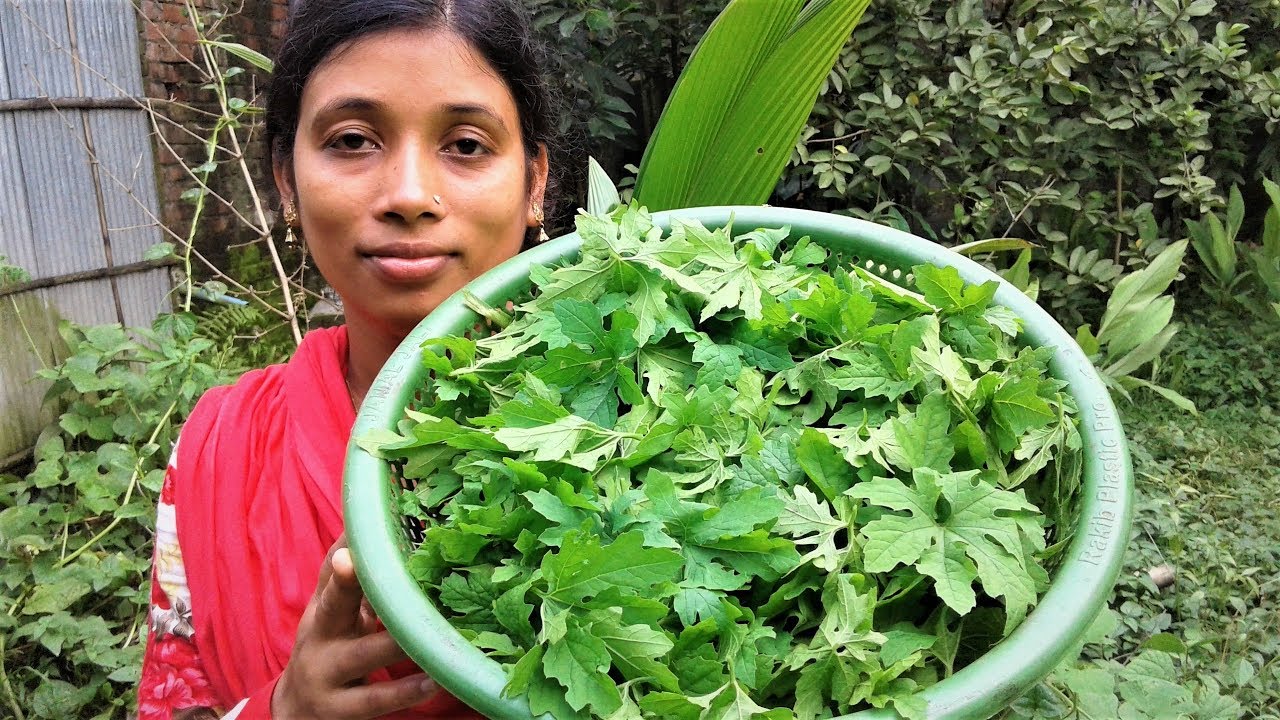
left=688, top=679, right=789, bottom=720
left=1141, top=632, right=1186, bottom=655
left=202, top=40, right=274, bottom=73
left=1053, top=666, right=1118, bottom=718
left=913, top=264, right=998, bottom=314
left=880, top=626, right=937, bottom=667
left=1117, top=650, right=1196, bottom=717
left=1260, top=178, right=1280, bottom=255
left=991, top=377, right=1055, bottom=450
left=553, top=299, right=609, bottom=350
left=591, top=615, right=680, bottom=690
left=825, top=349, right=915, bottom=401
left=31, top=679, right=93, bottom=718
left=693, top=336, right=746, bottom=387
left=1120, top=377, right=1198, bottom=415
left=795, top=428, right=854, bottom=501
left=494, top=415, right=607, bottom=466
left=142, top=241, right=176, bottom=261
left=883, top=390, right=955, bottom=473
left=775, top=485, right=849, bottom=571
left=1103, top=322, right=1177, bottom=378
left=505, top=644, right=544, bottom=697
left=624, top=265, right=675, bottom=345
left=850, top=469, right=1045, bottom=628
left=542, top=530, right=682, bottom=605
left=633, top=0, right=873, bottom=209
left=543, top=616, right=623, bottom=714
left=950, top=238, right=1037, bottom=256
left=1225, top=184, right=1245, bottom=240
left=587, top=157, right=622, bottom=215
left=1235, top=657, right=1256, bottom=686
left=1097, top=240, right=1186, bottom=346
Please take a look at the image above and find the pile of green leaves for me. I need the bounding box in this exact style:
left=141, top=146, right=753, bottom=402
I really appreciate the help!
left=368, top=206, right=1083, bottom=719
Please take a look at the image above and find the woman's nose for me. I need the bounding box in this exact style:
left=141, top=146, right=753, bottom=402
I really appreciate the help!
left=379, top=144, right=444, bottom=223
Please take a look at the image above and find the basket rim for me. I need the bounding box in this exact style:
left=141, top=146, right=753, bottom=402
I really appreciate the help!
left=344, top=205, right=1134, bottom=720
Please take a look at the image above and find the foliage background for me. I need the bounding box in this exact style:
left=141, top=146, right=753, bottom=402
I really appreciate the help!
left=1, top=0, right=1279, bottom=717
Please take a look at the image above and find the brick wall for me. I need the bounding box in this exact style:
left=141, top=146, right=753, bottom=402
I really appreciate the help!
left=137, top=0, right=289, bottom=271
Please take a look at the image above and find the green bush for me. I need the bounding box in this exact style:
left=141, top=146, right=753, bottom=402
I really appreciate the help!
left=785, top=0, right=1280, bottom=229
left=786, top=0, right=1277, bottom=319
left=0, top=317, right=236, bottom=718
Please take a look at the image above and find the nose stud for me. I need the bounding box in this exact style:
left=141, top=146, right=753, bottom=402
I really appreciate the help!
left=432, top=195, right=442, bottom=205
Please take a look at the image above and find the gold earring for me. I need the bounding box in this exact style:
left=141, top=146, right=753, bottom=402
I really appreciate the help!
left=534, top=203, right=548, bottom=243
left=283, top=201, right=299, bottom=245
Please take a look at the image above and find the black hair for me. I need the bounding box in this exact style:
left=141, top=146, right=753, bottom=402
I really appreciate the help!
left=265, top=0, right=564, bottom=246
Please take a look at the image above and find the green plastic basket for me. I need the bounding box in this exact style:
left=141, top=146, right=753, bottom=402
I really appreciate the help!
left=344, top=206, right=1133, bottom=720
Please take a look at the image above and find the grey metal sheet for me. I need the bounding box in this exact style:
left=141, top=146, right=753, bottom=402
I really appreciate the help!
left=46, top=276, right=118, bottom=326
left=0, top=3, right=11, bottom=101
left=87, top=109, right=162, bottom=264
left=116, top=267, right=172, bottom=328
left=73, top=0, right=143, bottom=98
left=12, top=109, right=105, bottom=277
left=0, top=112, right=40, bottom=276
left=0, top=0, right=165, bottom=458
left=0, top=0, right=79, bottom=99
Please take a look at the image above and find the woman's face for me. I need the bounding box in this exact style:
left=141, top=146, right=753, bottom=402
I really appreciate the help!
left=278, top=28, right=547, bottom=339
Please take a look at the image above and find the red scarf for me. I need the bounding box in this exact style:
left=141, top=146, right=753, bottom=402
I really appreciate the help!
left=175, top=326, right=475, bottom=717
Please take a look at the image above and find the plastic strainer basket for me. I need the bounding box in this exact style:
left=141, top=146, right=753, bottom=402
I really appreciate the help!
left=345, top=206, right=1133, bottom=720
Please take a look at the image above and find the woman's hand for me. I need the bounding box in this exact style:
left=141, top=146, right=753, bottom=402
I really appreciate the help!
left=272, top=536, right=440, bottom=719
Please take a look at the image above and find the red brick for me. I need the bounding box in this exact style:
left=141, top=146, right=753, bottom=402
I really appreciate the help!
left=139, top=0, right=162, bottom=22
left=143, top=42, right=170, bottom=64
left=161, top=3, right=185, bottom=25
left=175, top=25, right=197, bottom=47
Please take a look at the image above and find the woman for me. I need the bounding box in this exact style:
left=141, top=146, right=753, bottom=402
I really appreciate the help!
left=137, top=1, right=561, bottom=717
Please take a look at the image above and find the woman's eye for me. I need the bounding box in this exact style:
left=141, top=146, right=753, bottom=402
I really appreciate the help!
left=332, top=132, right=374, bottom=151
left=450, top=138, right=485, bottom=156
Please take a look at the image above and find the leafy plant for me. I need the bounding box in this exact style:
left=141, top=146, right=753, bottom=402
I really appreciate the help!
left=1186, top=185, right=1250, bottom=306
left=139, top=1, right=313, bottom=344
left=1073, top=241, right=1196, bottom=413
left=367, top=206, right=1084, bottom=719
left=0, top=255, right=32, bottom=287
left=194, top=303, right=295, bottom=373
left=1249, top=177, right=1280, bottom=320
left=0, top=316, right=235, bottom=719
left=1009, top=647, right=1244, bottom=719
left=527, top=0, right=723, bottom=212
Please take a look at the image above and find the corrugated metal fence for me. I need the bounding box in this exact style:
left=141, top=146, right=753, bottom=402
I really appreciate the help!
left=1, top=0, right=171, bottom=466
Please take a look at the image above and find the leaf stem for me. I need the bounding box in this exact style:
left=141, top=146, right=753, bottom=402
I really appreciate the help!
left=0, top=633, right=26, bottom=720
left=122, top=616, right=141, bottom=649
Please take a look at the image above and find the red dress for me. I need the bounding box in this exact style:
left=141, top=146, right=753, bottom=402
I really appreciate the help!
left=137, top=327, right=480, bottom=719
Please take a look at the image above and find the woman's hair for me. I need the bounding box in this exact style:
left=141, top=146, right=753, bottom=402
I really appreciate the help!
left=265, top=0, right=564, bottom=245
